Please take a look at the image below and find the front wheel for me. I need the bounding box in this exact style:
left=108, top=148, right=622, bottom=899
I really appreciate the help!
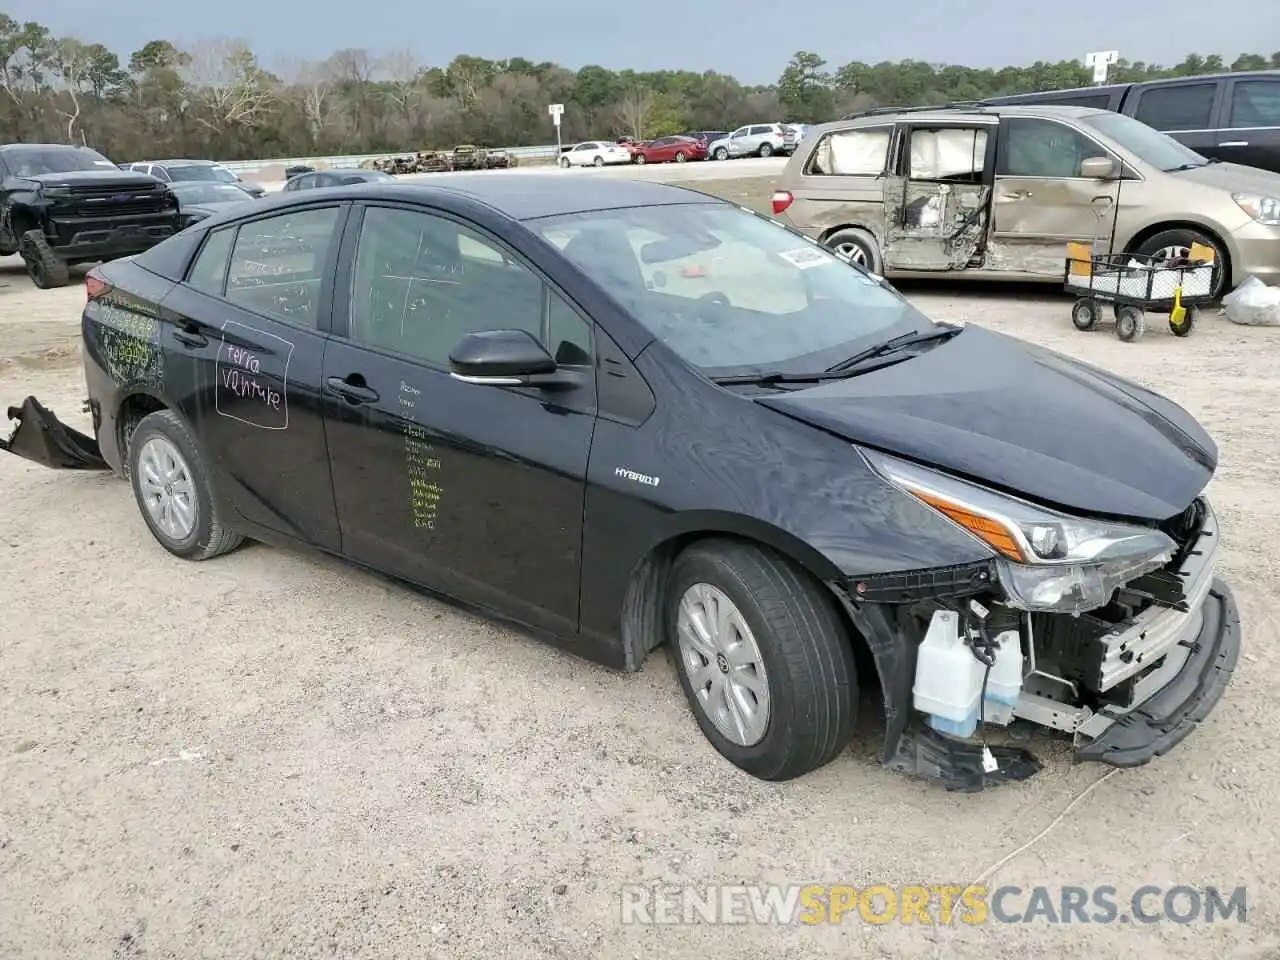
left=1133, top=228, right=1228, bottom=300
left=1115, top=304, right=1145, bottom=342
left=634, top=153, right=647, bottom=165
left=714, top=147, right=728, bottom=161
left=129, top=410, right=243, bottom=561
left=1170, top=304, right=1198, bottom=337
left=675, top=151, right=686, bottom=162
left=593, top=155, right=604, bottom=167
left=560, top=156, right=570, bottom=168
left=668, top=539, right=858, bottom=781
left=20, top=229, right=70, bottom=289
left=1071, top=297, right=1101, bottom=331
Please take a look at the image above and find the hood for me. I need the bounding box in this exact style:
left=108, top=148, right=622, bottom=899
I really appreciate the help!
left=754, top=325, right=1216, bottom=521
left=182, top=199, right=252, bottom=217
left=1176, top=161, right=1280, bottom=194
left=17, top=169, right=163, bottom=189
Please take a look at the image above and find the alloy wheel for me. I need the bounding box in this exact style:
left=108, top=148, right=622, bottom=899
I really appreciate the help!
left=137, top=435, right=198, bottom=541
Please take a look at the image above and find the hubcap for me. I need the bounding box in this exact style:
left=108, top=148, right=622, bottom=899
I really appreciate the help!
left=137, top=436, right=197, bottom=541
left=835, top=242, right=868, bottom=266
left=676, top=583, right=771, bottom=746
left=1153, top=243, right=1192, bottom=263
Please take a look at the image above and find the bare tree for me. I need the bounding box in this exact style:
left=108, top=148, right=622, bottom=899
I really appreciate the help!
left=49, top=37, right=91, bottom=142
left=182, top=38, right=276, bottom=132
left=614, top=85, right=654, bottom=140
left=379, top=48, right=422, bottom=121
left=282, top=56, right=336, bottom=141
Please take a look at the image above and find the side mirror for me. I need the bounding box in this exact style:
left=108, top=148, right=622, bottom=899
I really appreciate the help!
left=449, top=329, right=558, bottom=386
left=1079, top=156, right=1117, bottom=179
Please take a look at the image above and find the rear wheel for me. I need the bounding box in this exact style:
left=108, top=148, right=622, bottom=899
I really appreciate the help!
left=667, top=539, right=858, bottom=781
left=823, top=228, right=882, bottom=275
left=714, top=147, right=728, bottom=161
left=635, top=153, right=647, bottom=165
left=20, top=229, right=70, bottom=289
left=758, top=142, right=774, bottom=157
left=1115, top=304, right=1145, bottom=342
left=675, top=151, right=686, bottom=162
left=560, top=156, right=570, bottom=168
left=1169, top=304, right=1198, bottom=337
left=1071, top=297, right=1101, bottom=331
left=129, top=410, right=243, bottom=561
left=593, top=155, right=604, bottom=167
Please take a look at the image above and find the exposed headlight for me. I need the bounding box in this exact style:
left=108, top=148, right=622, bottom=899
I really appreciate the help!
left=861, top=449, right=1177, bottom=615
left=1232, top=193, right=1280, bottom=226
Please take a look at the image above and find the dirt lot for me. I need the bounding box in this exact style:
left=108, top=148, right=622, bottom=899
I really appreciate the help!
left=2, top=176, right=1279, bottom=959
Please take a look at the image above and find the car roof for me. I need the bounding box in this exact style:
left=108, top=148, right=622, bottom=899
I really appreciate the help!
left=147, top=159, right=217, bottom=166
left=0, top=142, right=95, bottom=151
left=269, top=174, right=722, bottom=221
left=823, top=102, right=1108, bottom=131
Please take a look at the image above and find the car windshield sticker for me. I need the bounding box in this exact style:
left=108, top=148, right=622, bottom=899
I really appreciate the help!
left=778, top=246, right=834, bottom=270
left=215, top=320, right=292, bottom=429
left=400, top=380, right=443, bottom=530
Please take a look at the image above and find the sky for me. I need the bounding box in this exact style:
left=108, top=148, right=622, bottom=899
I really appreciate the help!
left=4, top=0, right=1275, bottom=86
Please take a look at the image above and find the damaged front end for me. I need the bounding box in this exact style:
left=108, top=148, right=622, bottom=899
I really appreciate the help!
left=830, top=450, right=1241, bottom=792
left=0, top=396, right=110, bottom=470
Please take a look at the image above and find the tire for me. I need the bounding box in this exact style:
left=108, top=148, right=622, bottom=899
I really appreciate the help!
left=823, top=228, right=882, bottom=275
left=1169, top=304, right=1198, bottom=337
left=1071, top=297, right=1101, bottom=331
left=675, top=151, right=686, bottom=162
left=667, top=539, right=858, bottom=781
left=759, top=143, right=774, bottom=157
left=129, top=410, right=243, bottom=561
left=593, top=155, right=604, bottom=167
left=20, top=229, right=70, bottom=289
left=1115, top=304, right=1145, bottom=342
left=714, top=147, right=728, bottom=161
left=560, top=156, right=570, bottom=168
left=635, top=153, right=647, bottom=165
left=1132, top=228, right=1228, bottom=300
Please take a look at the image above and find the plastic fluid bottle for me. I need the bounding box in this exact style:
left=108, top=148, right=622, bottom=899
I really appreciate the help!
left=912, top=610, right=985, bottom=738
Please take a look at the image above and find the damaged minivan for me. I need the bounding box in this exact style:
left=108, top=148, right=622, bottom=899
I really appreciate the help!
left=772, top=104, right=1280, bottom=298
left=1, top=175, right=1241, bottom=790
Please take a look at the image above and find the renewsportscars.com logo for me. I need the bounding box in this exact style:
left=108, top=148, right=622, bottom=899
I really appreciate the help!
left=619, top=883, right=1248, bottom=926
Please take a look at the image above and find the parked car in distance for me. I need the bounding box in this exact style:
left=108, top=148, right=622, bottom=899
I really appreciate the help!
left=772, top=103, right=1280, bottom=296
left=281, top=169, right=395, bottom=192
left=485, top=149, right=514, bottom=169
left=781, top=124, right=810, bottom=154
left=683, top=130, right=730, bottom=146
left=124, top=158, right=268, bottom=198
left=560, top=141, right=634, bottom=167
left=452, top=145, right=487, bottom=170
left=0, top=142, right=181, bottom=288
left=982, top=70, right=1280, bottom=175
left=284, top=165, right=315, bottom=179
left=708, top=124, right=789, bottom=160
left=631, top=135, right=708, bottom=164
left=168, top=181, right=259, bottom=228
left=4, top=174, right=1240, bottom=789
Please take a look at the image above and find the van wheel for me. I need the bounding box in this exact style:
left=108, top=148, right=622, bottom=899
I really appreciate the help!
left=129, top=410, right=243, bottom=561
left=824, top=228, right=882, bottom=274
left=667, top=539, right=858, bottom=781
left=1133, top=228, right=1228, bottom=299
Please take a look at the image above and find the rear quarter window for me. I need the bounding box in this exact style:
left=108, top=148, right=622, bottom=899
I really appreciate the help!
left=804, top=127, right=892, bottom=176
left=130, top=228, right=207, bottom=281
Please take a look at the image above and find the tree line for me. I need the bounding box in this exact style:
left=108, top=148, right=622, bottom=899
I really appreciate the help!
left=2, top=14, right=1278, bottom=163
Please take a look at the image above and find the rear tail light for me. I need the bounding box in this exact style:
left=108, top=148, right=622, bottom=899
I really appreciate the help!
left=771, top=190, right=794, bottom=215
left=84, top=269, right=111, bottom=300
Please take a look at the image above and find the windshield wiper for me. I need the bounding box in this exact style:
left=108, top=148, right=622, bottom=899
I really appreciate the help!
left=824, top=324, right=962, bottom=374
left=1163, top=161, right=1210, bottom=172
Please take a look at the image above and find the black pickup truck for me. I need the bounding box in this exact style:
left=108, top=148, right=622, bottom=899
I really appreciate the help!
left=983, top=70, right=1280, bottom=174
left=0, top=143, right=182, bottom=289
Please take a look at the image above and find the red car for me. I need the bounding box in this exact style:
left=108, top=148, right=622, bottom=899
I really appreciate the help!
left=630, top=136, right=707, bottom=164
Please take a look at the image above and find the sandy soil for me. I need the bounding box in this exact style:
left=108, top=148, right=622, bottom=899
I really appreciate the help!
left=2, top=179, right=1279, bottom=959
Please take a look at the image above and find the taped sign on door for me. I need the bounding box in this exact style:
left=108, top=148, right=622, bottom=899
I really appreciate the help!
left=216, top=319, right=294, bottom=430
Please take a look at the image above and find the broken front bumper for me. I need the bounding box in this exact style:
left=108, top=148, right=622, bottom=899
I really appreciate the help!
left=0, top=396, right=109, bottom=470
left=1013, top=505, right=1241, bottom=765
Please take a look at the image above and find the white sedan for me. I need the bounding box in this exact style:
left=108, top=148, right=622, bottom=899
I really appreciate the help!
left=559, top=141, right=634, bottom=167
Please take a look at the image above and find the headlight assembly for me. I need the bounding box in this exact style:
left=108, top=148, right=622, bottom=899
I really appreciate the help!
left=1232, top=193, right=1280, bottom=226
left=861, top=449, right=1177, bottom=616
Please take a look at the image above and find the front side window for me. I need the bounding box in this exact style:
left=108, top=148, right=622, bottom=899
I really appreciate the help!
left=348, top=206, right=592, bottom=366
left=997, top=118, right=1103, bottom=178
left=805, top=127, right=891, bottom=176
left=1133, top=83, right=1217, bottom=131
left=223, top=207, right=342, bottom=326
left=532, top=203, right=924, bottom=377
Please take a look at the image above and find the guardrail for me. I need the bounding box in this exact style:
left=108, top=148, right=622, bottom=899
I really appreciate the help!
left=218, top=143, right=561, bottom=175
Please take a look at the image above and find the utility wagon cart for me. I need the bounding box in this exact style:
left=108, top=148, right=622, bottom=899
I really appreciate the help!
left=1064, top=238, right=1217, bottom=342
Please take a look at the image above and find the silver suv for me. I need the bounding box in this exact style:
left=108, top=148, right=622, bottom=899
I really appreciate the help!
left=708, top=123, right=788, bottom=160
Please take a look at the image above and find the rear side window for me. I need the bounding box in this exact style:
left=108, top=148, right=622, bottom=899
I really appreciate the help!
left=1228, top=79, right=1280, bottom=127
left=187, top=227, right=234, bottom=295
left=904, top=126, right=988, bottom=181
left=805, top=127, right=891, bottom=176
left=223, top=207, right=342, bottom=327
left=1133, top=83, right=1217, bottom=130
left=1048, top=94, right=1113, bottom=110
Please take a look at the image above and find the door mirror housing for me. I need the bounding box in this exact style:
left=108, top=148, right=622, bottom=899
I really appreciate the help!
left=1079, top=156, right=1117, bottom=179
left=449, top=329, right=561, bottom=386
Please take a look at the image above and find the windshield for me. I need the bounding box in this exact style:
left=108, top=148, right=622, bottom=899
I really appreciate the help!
left=1082, top=112, right=1208, bottom=171
left=166, top=164, right=223, bottom=182
left=530, top=204, right=927, bottom=376
left=170, top=182, right=251, bottom=203
left=3, top=146, right=116, bottom=176
left=211, top=165, right=239, bottom=183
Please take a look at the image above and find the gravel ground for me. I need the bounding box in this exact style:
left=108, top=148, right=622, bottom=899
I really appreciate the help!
left=1, top=176, right=1278, bottom=959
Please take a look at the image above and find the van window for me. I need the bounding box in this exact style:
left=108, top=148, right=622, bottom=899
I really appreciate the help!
left=1133, top=83, right=1217, bottom=131
left=1228, top=80, right=1280, bottom=128
left=904, top=127, right=987, bottom=181
left=805, top=127, right=891, bottom=176
left=997, top=117, right=1102, bottom=178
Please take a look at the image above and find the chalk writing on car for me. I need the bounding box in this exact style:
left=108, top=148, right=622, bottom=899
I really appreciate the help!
left=215, top=320, right=293, bottom=430
left=400, top=381, right=443, bottom=530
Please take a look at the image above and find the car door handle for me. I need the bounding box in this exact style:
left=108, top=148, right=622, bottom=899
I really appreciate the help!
left=172, top=328, right=208, bottom=348
left=325, top=376, right=379, bottom=404
left=1218, top=140, right=1248, bottom=147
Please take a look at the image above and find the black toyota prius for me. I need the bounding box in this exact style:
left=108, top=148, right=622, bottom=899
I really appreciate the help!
left=1, top=175, right=1241, bottom=790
